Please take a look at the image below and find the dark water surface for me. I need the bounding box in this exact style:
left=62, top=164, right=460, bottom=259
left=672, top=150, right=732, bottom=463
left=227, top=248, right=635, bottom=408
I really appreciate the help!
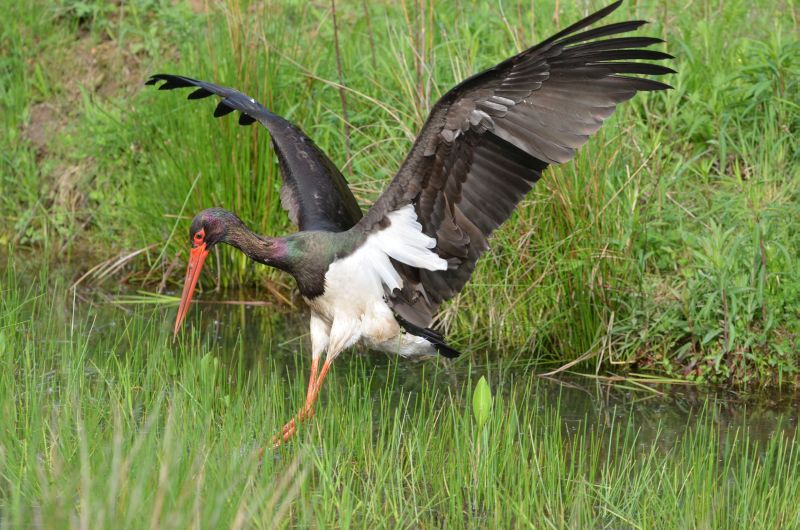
left=65, top=284, right=799, bottom=456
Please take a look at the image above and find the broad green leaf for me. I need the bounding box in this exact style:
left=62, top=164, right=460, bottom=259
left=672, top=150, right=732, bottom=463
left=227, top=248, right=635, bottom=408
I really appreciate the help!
left=472, top=376, right=493, bottom=431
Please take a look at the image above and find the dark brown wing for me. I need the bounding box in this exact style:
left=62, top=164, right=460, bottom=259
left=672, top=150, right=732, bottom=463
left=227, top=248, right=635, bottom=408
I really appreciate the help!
left=355, top=0, right=674, bottom=327
left=146, top=74, right=363, bottom=232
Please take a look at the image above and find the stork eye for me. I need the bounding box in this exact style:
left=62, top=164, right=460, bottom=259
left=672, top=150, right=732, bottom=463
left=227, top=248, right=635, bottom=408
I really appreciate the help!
left=193, top=228, right=205, bottom=245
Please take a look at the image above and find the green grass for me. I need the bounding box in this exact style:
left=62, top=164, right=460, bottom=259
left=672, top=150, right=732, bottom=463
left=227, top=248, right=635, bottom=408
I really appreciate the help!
left=2, top=268, right=800, bottom=528
left=3, top=3, right=799, bottom=523
left=1, top=0, right=798, bottom=383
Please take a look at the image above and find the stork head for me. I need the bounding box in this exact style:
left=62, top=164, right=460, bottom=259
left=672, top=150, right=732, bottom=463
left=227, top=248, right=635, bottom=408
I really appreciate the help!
left=173, top=208, right=241, bottom=338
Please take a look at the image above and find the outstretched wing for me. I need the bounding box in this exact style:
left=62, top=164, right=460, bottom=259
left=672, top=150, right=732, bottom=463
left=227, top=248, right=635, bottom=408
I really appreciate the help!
left=146, top=74, right=363, bottom=232
left=355, top=0, right=674, bottom=327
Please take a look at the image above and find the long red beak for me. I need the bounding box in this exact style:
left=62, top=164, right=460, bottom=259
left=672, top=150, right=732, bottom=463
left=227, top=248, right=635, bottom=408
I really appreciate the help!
left=173, top=243, right=209, bottom=338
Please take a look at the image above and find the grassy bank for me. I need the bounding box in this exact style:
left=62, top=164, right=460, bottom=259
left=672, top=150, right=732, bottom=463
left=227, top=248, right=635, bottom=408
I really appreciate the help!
left=2, top=0, right=799, bottom=383
left=2, top=269, right=799, bottom=527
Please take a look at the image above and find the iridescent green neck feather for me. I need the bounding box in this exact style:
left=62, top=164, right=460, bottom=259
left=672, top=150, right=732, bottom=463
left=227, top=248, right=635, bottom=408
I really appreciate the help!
left=192, top=208, right=363, bottom=299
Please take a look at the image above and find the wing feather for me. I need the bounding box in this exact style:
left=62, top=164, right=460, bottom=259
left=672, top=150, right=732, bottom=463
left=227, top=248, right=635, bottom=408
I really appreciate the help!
left=146, top=74, right=362, bottom=232
left=355, top=0, right=673, bottom=327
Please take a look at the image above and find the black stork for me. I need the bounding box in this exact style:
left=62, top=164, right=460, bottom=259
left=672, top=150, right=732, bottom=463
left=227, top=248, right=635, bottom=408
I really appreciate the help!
left=147, top=0, right=672, bottom=445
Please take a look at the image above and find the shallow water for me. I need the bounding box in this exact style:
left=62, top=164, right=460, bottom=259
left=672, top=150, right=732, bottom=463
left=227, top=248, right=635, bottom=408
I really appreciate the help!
left=66, top=284, right=799, bottom=457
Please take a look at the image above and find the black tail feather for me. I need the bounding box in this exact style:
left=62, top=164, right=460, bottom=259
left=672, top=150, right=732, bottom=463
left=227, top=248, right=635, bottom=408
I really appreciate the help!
left=395, top=315, right=462, bottom=358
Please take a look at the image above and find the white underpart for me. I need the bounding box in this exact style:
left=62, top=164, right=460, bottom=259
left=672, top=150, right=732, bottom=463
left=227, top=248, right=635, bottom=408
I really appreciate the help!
left=306, top=204, right=448, bottom=360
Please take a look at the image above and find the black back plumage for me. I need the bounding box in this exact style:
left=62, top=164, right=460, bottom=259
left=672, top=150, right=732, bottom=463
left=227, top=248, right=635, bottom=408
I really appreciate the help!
left=355, top=0, right=674, bottom=327
left=146, top=74, right=363, bottom=233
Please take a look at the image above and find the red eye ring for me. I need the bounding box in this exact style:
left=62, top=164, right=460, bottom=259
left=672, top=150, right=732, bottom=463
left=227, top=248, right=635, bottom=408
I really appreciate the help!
left=193, top=228, right=205, bottom=245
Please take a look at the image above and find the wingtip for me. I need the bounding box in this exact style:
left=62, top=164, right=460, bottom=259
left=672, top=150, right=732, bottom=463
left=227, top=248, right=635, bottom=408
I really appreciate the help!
left=188, top=87, right=214, bottom=100
left=644, top=79, right=674, bottom=91
left=145, top=73, right=172, bottom=86
left=213, top=100, right=235, bottom=118
left=144, top=74, right=199, bottom=91
left=598, top=0, right=625, bottom=19
left=538, top=0, right=629, bottom=48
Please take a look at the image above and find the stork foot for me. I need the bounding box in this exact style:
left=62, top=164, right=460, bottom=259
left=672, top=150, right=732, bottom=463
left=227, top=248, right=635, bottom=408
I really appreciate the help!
left=271, top=421, right=295, bottom=447
left=268, top=357, right=333, bottom=449
left=270, top=405, right=315, bottom=447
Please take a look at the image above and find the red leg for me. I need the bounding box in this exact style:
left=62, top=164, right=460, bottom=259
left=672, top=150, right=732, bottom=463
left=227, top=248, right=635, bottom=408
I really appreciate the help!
left=276, top=357, right=320, bottom=438
left=305, top=356, right=320, bottom=410
left=303, top=358, right=333, bottom=416
left=273, top=357, right=333, bottom=446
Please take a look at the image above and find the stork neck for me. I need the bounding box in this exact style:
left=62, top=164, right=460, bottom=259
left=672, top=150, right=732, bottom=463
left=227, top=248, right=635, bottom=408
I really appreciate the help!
left=224, top=224, right=290, bottom=271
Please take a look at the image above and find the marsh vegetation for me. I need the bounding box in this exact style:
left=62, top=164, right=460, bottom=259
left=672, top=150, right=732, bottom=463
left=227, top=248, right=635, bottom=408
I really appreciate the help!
left=2, top=0, right=799, bottom=526
left=2, top=270, right=799, bottom=527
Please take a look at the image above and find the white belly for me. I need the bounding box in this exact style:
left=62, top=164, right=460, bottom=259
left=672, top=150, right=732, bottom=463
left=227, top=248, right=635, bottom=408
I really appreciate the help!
left=304, top=204, right=447, bottom=359
left=304, top=277, right=437, bottom=358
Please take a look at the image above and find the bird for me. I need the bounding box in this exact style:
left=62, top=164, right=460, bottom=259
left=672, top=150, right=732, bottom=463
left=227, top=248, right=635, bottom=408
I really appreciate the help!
left=147, top=0, right=673, bottom=445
